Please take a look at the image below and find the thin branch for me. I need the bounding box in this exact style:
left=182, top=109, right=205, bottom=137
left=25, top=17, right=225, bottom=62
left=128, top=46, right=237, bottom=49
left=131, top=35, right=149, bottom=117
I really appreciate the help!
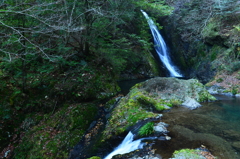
left=0, top=20, right=52, bottom=61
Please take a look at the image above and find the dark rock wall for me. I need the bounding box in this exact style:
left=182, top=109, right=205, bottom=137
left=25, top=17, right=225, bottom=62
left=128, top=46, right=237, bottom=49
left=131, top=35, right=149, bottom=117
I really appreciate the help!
left=158, top=0, right=240, bottom=83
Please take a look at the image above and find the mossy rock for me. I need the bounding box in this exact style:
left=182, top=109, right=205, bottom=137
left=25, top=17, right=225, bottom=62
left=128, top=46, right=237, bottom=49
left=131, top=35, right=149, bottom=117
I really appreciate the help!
left=102, top=89, right=159, bottom=140
left=102, top=77, right=215, bottom=140
left=172, top=149, right=205, bottom=159
left=139, top=77, right=216, bottom=103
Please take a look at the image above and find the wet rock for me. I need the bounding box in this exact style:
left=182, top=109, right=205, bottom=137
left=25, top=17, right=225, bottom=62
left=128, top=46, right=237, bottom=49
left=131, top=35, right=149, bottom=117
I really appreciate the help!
left=232, top=142, right=240, bottom=151
left=154, top=122, right=169, bottom=135
left=181, top=97, right=201, bottom=110
left=207, top=85, right=235, bottom=96
left=170, top=146, right=217, bottom=159
left=207, top=85, right=226, bottom=94
left=112, top=143, right=162, bottom=159
left=155, top=114, right=163, bottom=119
left=140, top=77, right=216, bottom=103
left=170, top=149, right=206, bottom=159
left=222, top=130, right=240, bottom=141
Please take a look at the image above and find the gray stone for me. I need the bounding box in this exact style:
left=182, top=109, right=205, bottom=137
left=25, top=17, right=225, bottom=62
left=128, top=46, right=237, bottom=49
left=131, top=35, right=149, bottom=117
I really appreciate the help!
left=181, top=97, right=201, bottom=110
left=141, top=77, right=215, bottom=103
left=156, top=114, right=163, bottom=119
left=154, top=122, right=169, bottom=134
left=207, top=85, right=226, bottom=94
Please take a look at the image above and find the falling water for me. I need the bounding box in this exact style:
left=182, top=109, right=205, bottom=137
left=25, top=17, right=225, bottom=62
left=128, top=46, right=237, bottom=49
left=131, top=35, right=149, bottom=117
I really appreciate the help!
left=141, top=10, right=182, bottom=77
left=104, top=132, right=156, bottom=159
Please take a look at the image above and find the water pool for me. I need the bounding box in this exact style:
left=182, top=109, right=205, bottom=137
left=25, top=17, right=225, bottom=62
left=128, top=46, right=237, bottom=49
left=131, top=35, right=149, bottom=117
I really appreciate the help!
left=154, top=95, right=240, bottom=159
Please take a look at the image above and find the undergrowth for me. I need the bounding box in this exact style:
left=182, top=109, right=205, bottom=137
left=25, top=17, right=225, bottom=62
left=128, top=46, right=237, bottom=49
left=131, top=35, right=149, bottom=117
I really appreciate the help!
left=138, top=122, right=154, bottom=137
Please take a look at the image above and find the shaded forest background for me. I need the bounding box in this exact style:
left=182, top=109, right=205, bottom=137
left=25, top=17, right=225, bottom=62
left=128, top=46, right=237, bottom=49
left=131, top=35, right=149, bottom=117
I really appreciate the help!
left=0, top=0, right=239, bottom=158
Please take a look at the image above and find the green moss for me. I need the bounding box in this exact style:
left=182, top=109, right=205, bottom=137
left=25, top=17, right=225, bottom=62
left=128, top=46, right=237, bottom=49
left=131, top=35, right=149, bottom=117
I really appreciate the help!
left=88, top=156, right=101, bottom=159
left=190, top=80, right=216, bottom=102
left=96, top=82, right=121, bottom=99
left=196, top=42, right=207, bottom=57
left=14, top=103, right=98, bottom=159
left=102, top=87, right=176, bottom=140
left=226, top=61, right=240, bottom=74
left=202, top=19, right=220, bottom=39
left=154, top=104, right=166, bottom=111
left=169, top=99, right=182, bottom=106
left=172, top=149, right=203, bottom=159
left=102, top=89, right=158, bottom=139
left=130, top=82, right=144, bottom=90
left=209, top=45, right=221, bottom=61
left=146, top=48, right=161, bottom=76
left=231, top=86, right=239, bottom=95
left=104, top=97, right=117, bottom=112
left=199, top=90, right=216, bottom=102
left=216, top=78, right=223, bottom=83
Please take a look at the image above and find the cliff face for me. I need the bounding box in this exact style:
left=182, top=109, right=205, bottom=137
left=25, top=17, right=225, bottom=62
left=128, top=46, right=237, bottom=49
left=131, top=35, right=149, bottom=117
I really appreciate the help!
left=160, top=0, right=240, bottom=87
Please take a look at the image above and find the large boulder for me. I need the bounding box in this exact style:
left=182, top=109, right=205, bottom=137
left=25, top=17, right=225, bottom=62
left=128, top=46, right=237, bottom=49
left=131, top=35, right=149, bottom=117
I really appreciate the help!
left=138, top=77, right=216, bottom=103
left=102, top=77, right=216, bottom=140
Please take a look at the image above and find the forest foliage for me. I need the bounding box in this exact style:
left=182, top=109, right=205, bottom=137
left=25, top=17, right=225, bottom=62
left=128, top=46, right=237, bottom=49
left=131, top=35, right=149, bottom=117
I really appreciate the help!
left=0, top=0, right=173, bottom=158
left=0, top=0, right=172, bottom=112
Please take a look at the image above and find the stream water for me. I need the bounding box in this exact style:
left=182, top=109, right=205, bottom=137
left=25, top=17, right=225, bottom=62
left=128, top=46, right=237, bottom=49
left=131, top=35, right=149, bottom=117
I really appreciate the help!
left=104, top=132, right=156, bottom=159
left=154, top=95, right=240, bottom=159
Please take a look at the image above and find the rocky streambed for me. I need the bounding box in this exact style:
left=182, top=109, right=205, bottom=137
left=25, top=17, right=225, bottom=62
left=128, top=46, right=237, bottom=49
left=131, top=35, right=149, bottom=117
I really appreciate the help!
left=86, top=77, right=219, bottom=159
left=79, top=77, right=240, bottom=159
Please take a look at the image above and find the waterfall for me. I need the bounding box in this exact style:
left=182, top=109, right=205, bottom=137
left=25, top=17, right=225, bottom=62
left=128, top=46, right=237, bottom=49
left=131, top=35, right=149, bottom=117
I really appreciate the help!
left=141, top=10, right=182, bottom=77
left=104, top=132, right=156, bottom=159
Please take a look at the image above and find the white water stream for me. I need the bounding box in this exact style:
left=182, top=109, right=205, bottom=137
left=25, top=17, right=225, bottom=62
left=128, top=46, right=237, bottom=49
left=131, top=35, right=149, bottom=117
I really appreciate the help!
left=141, top=10, right=182, bottom=77
left=104, top=131, right=156, bottom=159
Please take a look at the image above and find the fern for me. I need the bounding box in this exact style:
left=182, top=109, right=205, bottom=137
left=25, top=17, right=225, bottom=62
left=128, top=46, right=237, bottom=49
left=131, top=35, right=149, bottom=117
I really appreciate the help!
left=138, top=122, right=154, bottom=137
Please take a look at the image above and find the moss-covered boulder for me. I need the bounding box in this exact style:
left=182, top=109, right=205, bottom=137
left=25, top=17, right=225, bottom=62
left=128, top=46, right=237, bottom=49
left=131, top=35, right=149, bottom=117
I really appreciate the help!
left=102, top=77, right=215, bottom=140
left=137, top=77, right=216, bottom=103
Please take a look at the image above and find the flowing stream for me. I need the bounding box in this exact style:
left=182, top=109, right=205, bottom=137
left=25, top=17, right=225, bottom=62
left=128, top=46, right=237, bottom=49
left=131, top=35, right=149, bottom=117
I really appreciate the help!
left=104, top=132, right=156, bottom=159
left=141, top=10, right=182, bottom=77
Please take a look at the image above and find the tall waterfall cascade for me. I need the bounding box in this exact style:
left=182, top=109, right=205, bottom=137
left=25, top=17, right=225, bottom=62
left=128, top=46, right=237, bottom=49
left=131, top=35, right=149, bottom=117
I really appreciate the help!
left=141, top=10, right=182, bottom=77
left=104, top=132, right=156, bottom=159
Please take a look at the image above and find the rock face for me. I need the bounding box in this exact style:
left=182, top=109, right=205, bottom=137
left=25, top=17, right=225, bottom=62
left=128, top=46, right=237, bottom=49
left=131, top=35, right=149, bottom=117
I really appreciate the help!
left=160, top=0, right=239, bottom=84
